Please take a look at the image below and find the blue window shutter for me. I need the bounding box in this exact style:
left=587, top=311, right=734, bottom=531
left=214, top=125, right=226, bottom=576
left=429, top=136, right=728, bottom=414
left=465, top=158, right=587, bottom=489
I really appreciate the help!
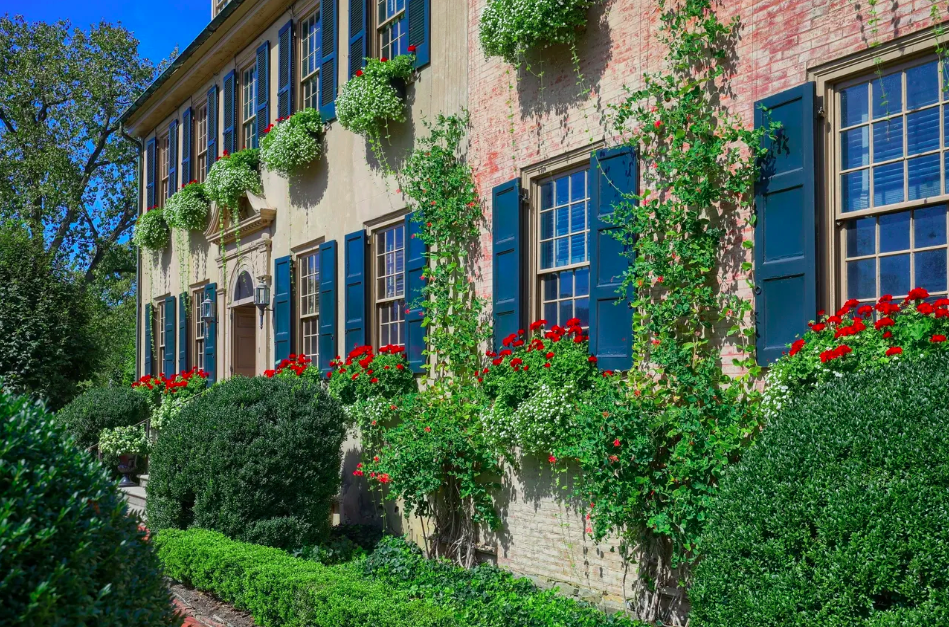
left=145, top=138, right=156, bottom=209
left=144, top=303, right=154, bottom=376
left=277, top=20, right=294, bottom=118
left=348, top=0, right=368, bottom=78
left=203, top=284, right=218, bottom=382
left=163, top=296, right=176, bottom=376
left=492, top=178, right=522, bottom=349
left=181, top=108, right=193, bottom=184
left=318, top=241, right=338, bottom=374
left=223, top=70, right=236, bottom=154
left=168, top=119, right=178, bottom=197
left=319, top=0, right=338, bottom=122
left=405, top=213, right=427, bottom=372
left=179, top=293, right=189, bottom=372
left=256, top=41, right=270, bottom=146
left=755, top=82, right=817, bottom=366
left=407, top=0, right=430, bottom=68
left=274, top=255, right=293, bottom=365
left=589, top=146, right=636, bottom=371
left=207, top=85, right=218, bottom=173
left=344, top=230, right=367, bottom=351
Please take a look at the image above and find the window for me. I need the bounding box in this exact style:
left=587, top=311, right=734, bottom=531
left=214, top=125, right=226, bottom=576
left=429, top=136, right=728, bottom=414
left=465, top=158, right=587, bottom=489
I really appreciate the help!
left=215, top=0, right=232, bottom=16
left=535, top=168, right=591, bottom=328
left=300, top=12, right=321, bottom=110
left=241, top=65, right=257, bottom=149
left=835, top=56, right=949, bottom=303
left=376, top=0, right=407, bottom=60
left=192, top=290, right=205, bottom=371
left=375, top=224, right=406, bottom=346
left=298, top=252, right=320, bottom=361
left=195, top=102, right=209, bottom=183
left=155, top=302, right=166, bottom=374
left=158, top=133, right=170, bottom=207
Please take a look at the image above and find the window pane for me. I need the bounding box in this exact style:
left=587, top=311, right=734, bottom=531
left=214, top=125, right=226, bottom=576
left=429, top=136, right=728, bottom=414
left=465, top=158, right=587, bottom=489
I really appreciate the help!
left=880, top=211, right=911, bottom=252
left=575, top=297, right=590, bottom=328
left=575, top=266, right=590, bottom=296
left=541, top=241, right=553, bottom=269
left=880, top=254, right=911, bottom=295
left=541, top=211, right=553, bottom=240
left=540, top=182, right=553, bottom=209
left=570, top=233, right=585, bottom=264
left=848, top=258, right=876, bottom=299
left=555, top=238, right=569, bottom=267
left=907, top=107, right=940, bottom=155
left=842, top=170, right=870, bottom=212
left=915, top=249, right=948, bottom=292
left=543, top=274, right=557, bottom=300
left=841, top=127, right=869, bottom=169
left=559, top=301, right=573, bottom=326
left=570, top=171, right=586, bottom=201
left=872, top=118, right=903, bottom=162
left=906, top=61, right=938, bottom=110
left=555, top=176, right=569, bottom=206
left=570, top=202, right=586, bottom=233
left=873, top=162, right=905, bottom=206
left=872, top=72, right=902, bottom=118
left=846, top=217, right=876, bottom=257
left=559, top=270, right=574, bottom=299
left=915, top=206, right=947, bottom=248
left=556, top=207, right=569, bottom=236
left=841, top=83, right=869, bottom=127
left=544, top=302, right=557, bottom=323
left=908, top=154, right=940, bottom=201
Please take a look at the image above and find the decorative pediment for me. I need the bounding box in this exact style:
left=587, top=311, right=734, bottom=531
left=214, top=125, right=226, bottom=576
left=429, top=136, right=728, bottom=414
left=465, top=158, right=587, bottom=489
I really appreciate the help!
left=205, top=190, right=277, bottom=245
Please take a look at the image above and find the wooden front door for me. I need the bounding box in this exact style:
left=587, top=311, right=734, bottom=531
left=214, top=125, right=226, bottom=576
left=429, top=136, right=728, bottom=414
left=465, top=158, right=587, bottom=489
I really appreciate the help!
left=232, top=306, right=256, bottom=378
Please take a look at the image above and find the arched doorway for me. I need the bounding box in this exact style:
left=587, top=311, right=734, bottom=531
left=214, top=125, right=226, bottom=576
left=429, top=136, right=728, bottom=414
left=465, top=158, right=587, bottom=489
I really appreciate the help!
left=231, top=270, right=256, bottom=378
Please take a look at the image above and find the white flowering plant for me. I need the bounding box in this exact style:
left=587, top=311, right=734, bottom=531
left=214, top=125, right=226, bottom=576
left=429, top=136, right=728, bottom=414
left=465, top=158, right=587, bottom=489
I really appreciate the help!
left=98, top=424, right=149, bottom=463
left=164, top=181, right=211, bottom=231
left=483, top=382, right=581, bottom=455
left=336, top=54, right=416, bottom=138
left=132, top=207, right=170, bottom=250
left=260, top=108, right=325, bottom=177
left=205, top=148, right=262, bottom=211
left=479, top=0, right=597, bottom=65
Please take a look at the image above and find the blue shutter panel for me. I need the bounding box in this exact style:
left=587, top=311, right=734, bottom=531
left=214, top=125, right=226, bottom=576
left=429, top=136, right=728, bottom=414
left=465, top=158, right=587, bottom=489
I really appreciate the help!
left=179, top=293, right=189, bottom=372
left=222, top=70, right=236, bottom=154
left=319, top=0, right=338, bottom=121
left=144, top=303, right=154, bottom=376
left=754, top=82, right=817, bottom=365
left=589, top=146, right=636, bottom=371
left=405, top=213, right=427, bottom=372
left=348, top=0, right=368, bottom=78
left=163, top=296, right=176, bottom=376
left=207, top=85, right=218, bottom=173
left=277, top=20, right=294, bottom=118
left=274, top=255, right=293, bottom=365
left=344, top=230, right=367, bottom=351
left=203, top=284, right=218, bottom=383
left=145, top=138, right=156, bottom=209
left=256, top=41, right=270, bottom=146
left=318, top=241, right=338, bottom=373
left=168, top=119, right=178, bottom=197
left=181, top=108, right=193, bottom=184
left=407, top=0, right=431, bottom=68
left=492, top=179, right=522, bottom=349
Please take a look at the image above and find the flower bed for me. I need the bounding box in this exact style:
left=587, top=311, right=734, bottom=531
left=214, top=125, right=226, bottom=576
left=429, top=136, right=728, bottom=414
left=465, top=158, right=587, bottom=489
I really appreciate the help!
left=133, top=367, right=210, bottom=430
left=260, top=108, right=324, bottom=177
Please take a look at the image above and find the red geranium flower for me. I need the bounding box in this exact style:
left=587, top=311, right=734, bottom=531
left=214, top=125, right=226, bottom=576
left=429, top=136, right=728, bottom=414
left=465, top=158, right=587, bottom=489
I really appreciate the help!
left=408, top=44, right=417, bottom=53
left=613, top=438, right=621, bottom=447
left=588, top=356, right=597, bottom=364
left=875, top=317, right=895, bottom=330
left=548, top=455, right=557, bottom=463
left=886, top=346, right=903, bottom=356
left=932, top=334, right=947, bottom=343
left=789, top=339, right=805, bottom=356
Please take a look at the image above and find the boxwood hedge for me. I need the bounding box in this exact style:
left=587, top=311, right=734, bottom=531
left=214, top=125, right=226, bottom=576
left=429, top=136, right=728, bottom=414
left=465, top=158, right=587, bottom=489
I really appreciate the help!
left=690, top=353, right=949, bottom=626
left=57, top=385, right=150, bottom=450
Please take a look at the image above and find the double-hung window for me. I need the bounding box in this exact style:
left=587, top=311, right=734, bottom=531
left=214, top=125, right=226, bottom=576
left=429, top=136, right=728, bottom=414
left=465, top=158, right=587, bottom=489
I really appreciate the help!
left=375, top=224, right=406, bottom=346
left=158, top=133, right=170, bottom=208
left=298, top=252, right=320, bottom=361
left=300, top=12, right=321, bottom=110
left=192, top=290, right=205, bottom=371
left=155, top=302, right=166, bottom=374
left=377, top=0, right=407, bottom=59
left=241, top=65, right=258, bottom=149
left=195, top=102, right=209, bottom=183
left=836, top=56, right=949, bottom=303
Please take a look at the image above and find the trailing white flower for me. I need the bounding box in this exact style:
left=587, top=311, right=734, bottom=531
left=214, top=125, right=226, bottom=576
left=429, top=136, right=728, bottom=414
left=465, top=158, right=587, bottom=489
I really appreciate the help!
left=480, top=0, right=598, bottom=64
left=98, top=424, right=149, bottom=462
left=337, top=55, right=416, bottom=138
left=151, top=394, right=187, bottom=431
left=164, top=182, right=210, bottom=231
left=260, top=108, right=325, bottom=177
left=205, top=148, right=262, bottom=211
left=132, top=208, right=170, bottom=250
left=483, top=383, right=579, bottom=455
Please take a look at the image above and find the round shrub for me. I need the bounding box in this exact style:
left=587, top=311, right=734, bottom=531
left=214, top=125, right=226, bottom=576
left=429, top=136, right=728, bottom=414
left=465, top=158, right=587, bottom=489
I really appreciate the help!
left=691, top=353, right=949, bottom=626
left=147, top=375, right=347, bottom=550
left=0, top=392, right=178, bottom=626
left=57, top=385, right=150, bottom=450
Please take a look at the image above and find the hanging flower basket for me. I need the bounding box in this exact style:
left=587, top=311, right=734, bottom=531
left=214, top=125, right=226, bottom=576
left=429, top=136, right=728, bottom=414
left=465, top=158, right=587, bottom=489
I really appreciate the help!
left=205, top=148, right=262, bottom=211
left=132, top=207, right=170, bottom=251
left=337, top=54, right=416, bottom=138
left=260, top=108, right=326, bottom=177
left=164, top=181, right=211, bottom=231
left=479, top=0, right=597, bottom=65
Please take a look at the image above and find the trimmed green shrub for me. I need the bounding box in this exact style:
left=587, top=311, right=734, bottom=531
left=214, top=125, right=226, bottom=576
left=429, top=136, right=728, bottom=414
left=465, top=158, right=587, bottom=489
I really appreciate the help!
left=57, top=385, right=150, bottom=450
left=691, top=353, right=949, bottom=626
left=0, top=392, right=178, bottom=626
left=366, top=537, right=644, bottom=627
left=147, top=375, right=347, bottom=549
left=155, top=528, right=457, bottom=627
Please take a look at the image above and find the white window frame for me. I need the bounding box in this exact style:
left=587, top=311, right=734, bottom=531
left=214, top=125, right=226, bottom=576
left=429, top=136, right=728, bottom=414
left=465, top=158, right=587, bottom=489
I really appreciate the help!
left=195, top=101, right=209, bottom=183
left=155, top=301, right=166, bottom=374
left=298, top=251, right=321, bottom=362
left=192, top=289, right=205, bottom=371
left=241, top=64, right=257, bottom=150
left=158, top=133, right=170, bottom=208
left=373, top=223, right=406, bottom=347
left=376, top=0, right=407, bottom=60
left=300, top=11, right=321, bottom=111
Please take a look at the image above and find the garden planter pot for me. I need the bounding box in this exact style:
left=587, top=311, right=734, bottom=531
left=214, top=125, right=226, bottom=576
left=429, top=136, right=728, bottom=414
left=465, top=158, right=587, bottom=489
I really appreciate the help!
left=389, top=76, right=407, bottom=100
left=117, top=454, right=138, bottom=487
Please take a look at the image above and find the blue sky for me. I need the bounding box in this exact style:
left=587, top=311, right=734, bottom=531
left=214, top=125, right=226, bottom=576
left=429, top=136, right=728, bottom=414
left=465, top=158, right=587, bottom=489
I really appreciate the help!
left=0, top=0, right=210, bottom=66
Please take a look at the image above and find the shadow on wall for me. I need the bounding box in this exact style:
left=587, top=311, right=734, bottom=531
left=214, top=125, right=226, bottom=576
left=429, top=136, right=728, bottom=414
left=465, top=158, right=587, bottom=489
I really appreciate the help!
left=288, top=138, right=330, bottom=209
left=365, top=84, right=419, bottom=175
left=339, top=444, right=404, bottom=535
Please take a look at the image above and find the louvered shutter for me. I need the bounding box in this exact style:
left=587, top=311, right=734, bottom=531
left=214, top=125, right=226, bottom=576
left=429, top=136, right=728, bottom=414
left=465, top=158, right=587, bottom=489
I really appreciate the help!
left=277, top=20, right=294, bottom=119
left=256, top=41, right=270, bottom=145
left=203, top=284, right=218, bottom=383
left=144, top=303, right=154, bottom=376
left=181, top=108, right=193, bottom=184
left=492, top=179, right=522, bottom=349
left=754, top=83, right=817, bottom=365
left=168, top=119, right=178, bottom=197
left=407, top=0, right=430, bottom=68
left=318, top=241, right=338, bottom=374
left=349, top=0, right=368, bottom=78
left=589, top=146, right=636, bottom=371
left=223, top=70, right=236, bottom=155
left=207, top=85, right=218, bottom=172
left=178, top=293, right=189, bottom=372
left=405, top=213, right=427, bottom=372
left=344, top=230, right=367, bottom=351
left=163, top=296, right=176, bottom=376
left=319, top=0, right=338, bottom=121
left=145, top=138, right=156, bottom=209
left=274, top=255, right=293, bottom=365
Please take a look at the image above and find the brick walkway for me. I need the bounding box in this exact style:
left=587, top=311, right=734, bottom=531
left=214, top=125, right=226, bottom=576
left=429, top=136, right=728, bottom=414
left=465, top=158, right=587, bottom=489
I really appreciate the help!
left=169, top=582, right=256, bottom=627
